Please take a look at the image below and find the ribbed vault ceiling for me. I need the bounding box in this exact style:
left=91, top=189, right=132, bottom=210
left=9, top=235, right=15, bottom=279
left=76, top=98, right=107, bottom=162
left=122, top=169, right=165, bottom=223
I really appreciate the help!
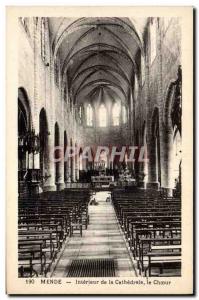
left=48, top=17, right=147, bottom=105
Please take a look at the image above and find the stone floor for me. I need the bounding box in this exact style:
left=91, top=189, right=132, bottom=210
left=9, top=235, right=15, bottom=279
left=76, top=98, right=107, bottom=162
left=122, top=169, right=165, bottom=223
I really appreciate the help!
left=51, top=191, right=136, bottom=277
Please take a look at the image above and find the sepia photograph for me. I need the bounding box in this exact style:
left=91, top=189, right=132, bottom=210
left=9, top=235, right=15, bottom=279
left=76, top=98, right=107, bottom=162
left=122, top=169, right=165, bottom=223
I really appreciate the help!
left=6, top=6, right=193, bottom=295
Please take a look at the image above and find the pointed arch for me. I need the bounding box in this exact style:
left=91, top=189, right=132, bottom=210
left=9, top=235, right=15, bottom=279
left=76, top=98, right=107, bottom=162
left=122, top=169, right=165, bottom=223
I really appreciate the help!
left=18, top=87, right=31, bottom=134
left=18, top=87, right=31, bottom=181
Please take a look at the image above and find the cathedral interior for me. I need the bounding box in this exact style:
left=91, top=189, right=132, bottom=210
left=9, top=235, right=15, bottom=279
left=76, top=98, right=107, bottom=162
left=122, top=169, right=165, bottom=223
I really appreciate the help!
left=18, top=17, right=182, bottom=278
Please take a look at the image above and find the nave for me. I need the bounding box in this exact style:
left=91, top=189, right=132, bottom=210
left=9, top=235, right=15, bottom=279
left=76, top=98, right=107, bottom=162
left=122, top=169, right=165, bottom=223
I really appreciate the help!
left=17, top=16, right=182, bottom=279
left=18, top=188, right=181, bottom=278
left=52, top=191, right=135, bottom=277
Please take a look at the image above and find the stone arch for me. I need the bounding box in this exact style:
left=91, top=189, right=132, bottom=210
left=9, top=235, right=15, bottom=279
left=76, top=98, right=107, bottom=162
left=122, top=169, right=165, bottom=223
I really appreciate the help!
left=162, top=70, right=182, bottom=196
left=164, top=81, right=176, bottom=129
left=18, top=87, right=31, bottom=180
left=53, top=18, right=143, bottom=72
left=164, top=66, right=182, bottom=134
left=18, top=87, right=31, bottom=133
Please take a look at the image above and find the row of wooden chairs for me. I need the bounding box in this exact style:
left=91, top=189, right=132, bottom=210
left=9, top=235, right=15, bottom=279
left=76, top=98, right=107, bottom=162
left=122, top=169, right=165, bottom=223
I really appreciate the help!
left=112, top=189, right=181, bottom=277
left=18, top=189, right=90, bottom=278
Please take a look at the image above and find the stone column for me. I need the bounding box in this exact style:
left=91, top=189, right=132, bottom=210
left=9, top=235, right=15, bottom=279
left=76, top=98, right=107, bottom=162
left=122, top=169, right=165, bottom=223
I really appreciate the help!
left=56, top=130, right=65, bottom=191
left=143, top=149, right=148, bottom=187
left=65, top=153, right=71, bottom=188
left=43, top=129, right=56, bottom=191
left=25, top=18, right=41, bottom=195
left=73, top=157, right=77, bottom=182
left=82, top=156, right=87, bottom=171
left=138, top=144, right=148, bottom=189
left=42, top=25, right=57, bottom=191
left=64, top=156, right=67, bottom=183
left=71, top=156, right=75, bottom=182
left=147, top=137, right=160, bottom=190
left=70, top=139, right=76, bottom=182
left=157, top=19, right=165, bottom=192
left=146, top=20, right=162, bottom=191
left=75, top=151, right=79, bottom=181
left=161, top=128, right=174, bottom=196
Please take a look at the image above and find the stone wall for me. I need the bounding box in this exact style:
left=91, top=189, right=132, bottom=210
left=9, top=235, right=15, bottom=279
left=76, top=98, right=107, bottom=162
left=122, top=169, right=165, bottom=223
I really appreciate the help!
left=18, top=17, right=181, bottom=194
left=18, top=17, right=79, bottom=191
left=134, top=17, right=181, bottom=193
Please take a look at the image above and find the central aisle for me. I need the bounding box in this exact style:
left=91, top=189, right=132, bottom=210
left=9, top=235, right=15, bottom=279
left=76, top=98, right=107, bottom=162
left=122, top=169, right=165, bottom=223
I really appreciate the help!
left=52, top=191, right=136, bottom=277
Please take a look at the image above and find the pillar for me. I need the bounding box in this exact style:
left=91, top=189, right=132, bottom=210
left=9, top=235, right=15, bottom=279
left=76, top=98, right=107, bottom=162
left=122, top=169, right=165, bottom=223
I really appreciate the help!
left=75, top=151, right=79, bottom=181
left=71, top=157, right=75, bottom=182
left=43, top=130, right=56, bottom=191
left=70, top=140, right=76, bottom=183
left=147, top=137, right=160, bottom=190
left=161, top=128, right=174, bottom=196
left=56, top=130, right=65, bottom=191
left=65, top=154, right=71, bottom=188
left=138, top=145, right=148, bottom=189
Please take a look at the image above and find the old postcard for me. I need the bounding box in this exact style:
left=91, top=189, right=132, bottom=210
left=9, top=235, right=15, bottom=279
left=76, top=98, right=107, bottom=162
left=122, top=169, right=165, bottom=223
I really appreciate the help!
left=6, top=6, right=193, bottom=295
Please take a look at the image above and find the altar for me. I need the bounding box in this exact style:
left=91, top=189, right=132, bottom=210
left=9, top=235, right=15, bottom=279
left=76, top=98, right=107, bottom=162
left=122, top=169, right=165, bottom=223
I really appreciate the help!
left=91, top=175, right=115, bottom=188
